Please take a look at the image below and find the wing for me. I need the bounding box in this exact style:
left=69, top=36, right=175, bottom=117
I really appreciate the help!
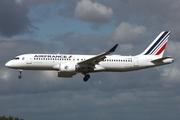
left=77, top=44, right=118, bottom=69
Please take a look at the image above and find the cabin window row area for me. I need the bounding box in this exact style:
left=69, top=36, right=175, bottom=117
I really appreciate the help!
left=103, top=59, right=132, bottom=62
left=34, top=58, right=71, bottom=61
left=76, top=59, right=132, bottom=62
left=34, top=58, right=132, bottom=62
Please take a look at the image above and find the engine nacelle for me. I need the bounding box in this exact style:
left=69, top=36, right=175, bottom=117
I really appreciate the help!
left=54, top=63, right=79, bottom=78
left=60, top=63, right=77, bottom=73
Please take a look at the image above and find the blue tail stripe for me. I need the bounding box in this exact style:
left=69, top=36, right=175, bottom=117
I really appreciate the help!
left=144, top=31, right=169, bottom=55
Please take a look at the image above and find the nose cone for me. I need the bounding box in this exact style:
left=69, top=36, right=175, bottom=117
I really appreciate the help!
left=5, top=61, right=12, bottom=68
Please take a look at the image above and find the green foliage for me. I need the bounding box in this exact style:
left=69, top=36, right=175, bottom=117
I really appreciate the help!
left=0, top=116, right=24, bottom=120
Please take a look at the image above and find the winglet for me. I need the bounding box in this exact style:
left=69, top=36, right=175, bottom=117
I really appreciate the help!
left=109, top=44, right=118, bottom=52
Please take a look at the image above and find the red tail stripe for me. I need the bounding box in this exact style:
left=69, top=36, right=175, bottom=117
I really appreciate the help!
left=155, top=43, right=167, bottom=55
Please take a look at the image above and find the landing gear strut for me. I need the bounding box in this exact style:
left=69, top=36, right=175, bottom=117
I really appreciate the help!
left=18, top=70, right=22, bottom=79
left=83, top=73, right=90, bottom=82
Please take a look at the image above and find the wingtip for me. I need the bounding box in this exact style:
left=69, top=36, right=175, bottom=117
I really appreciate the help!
left=109, top=44, right=118, bottom=52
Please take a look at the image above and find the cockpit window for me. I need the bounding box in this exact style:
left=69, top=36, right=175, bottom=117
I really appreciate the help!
left=12, top=57, right=20, bottom=60
left=15, top=57, right=19, bottom=60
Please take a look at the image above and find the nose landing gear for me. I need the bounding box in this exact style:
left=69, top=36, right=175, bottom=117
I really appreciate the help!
left=18, top=70, right=22, bottom=79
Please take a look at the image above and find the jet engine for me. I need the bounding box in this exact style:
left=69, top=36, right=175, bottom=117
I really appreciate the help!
left=57, top=63, right=78, bottom=78
left=60, top=63, right=77, bottom=73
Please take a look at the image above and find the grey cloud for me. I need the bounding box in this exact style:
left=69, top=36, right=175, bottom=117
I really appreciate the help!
left=74, top=0, right=113, bottom=23
left=0, top=0, right=32, bottom=37
left=112, top=22, right=147, bottom=44
left=106, top=0, right=180, bottom=39
left=1, top=77, right=180, bottom=120
left=15, top=0, right=59, bottom=6
left=0, top=39, right=57, bottom=60
left=52, top=33, right=112, bottom=54
left=166, top=41, right=180, bottom=59
left=1, top=0, right=180, bottom=120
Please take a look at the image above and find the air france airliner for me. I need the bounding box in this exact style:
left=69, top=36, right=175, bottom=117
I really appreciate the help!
left=5, top=31, right=174, bottom=82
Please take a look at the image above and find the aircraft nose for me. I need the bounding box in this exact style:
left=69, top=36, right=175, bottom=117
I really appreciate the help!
left=5, top=61, right=12, bottom=67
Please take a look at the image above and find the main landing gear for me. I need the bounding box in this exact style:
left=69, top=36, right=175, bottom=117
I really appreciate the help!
left=18, top=70, right=22, bottom=79
left=83, top=73, right=90, bottom=82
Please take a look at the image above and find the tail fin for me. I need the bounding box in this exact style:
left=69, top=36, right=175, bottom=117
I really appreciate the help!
left=140, top=31, right=170, bottom=57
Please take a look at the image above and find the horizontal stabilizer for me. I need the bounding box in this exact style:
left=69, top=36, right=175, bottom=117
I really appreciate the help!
left=151, top=56, right=172, bottom=62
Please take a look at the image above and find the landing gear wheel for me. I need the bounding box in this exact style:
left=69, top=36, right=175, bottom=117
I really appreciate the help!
left=83, top=74, right=90, bottom=82
left=18, top=70, right=23, bottom=79
left=18, top=75, right=22, bottom=79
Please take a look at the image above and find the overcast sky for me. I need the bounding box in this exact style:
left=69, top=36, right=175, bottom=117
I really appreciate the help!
left=0, top=0, right=180, bottom=120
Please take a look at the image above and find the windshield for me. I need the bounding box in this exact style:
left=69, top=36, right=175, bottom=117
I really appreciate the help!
left=12, top=57, right=20, bottom=60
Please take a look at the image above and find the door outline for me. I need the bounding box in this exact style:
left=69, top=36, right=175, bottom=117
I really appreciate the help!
left=134, top=57, right=139, bottom=67
left=27, top=55, right=32, bottom=64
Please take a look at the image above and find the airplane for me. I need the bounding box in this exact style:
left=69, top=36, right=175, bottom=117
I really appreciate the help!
left=5, top=31, right=174, bottom=82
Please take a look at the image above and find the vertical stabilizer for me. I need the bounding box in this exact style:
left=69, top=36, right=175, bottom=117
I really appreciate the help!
left=139, top=31, right=170, bottom=57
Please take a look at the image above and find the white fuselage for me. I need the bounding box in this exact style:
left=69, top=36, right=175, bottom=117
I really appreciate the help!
left=5, top=54, right=173, bottom=73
